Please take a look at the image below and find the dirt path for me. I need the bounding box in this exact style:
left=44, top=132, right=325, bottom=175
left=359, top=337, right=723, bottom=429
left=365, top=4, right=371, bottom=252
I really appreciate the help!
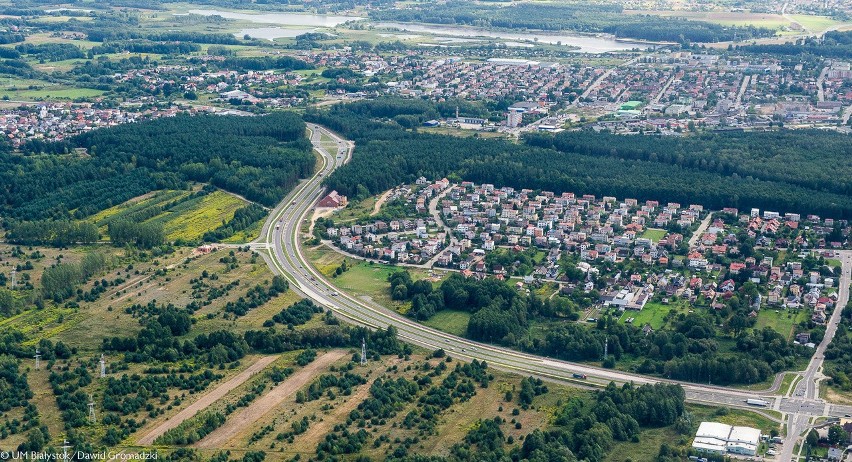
left=687, top=214, right=713, bottom=248
left=295, top=375, right=376, bottom=451
left=370, top=189, right=393, bottom=216
left=195, top=350, right=348, bottom=449
left=136, top=355, right=279, bottom=445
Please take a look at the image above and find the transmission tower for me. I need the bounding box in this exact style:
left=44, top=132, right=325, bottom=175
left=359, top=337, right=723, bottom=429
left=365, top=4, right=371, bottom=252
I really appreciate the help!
left=88, top=395, right=96, bottom=423
left=99, top=354, right=106, bottom=378
left=9, top=269, right=16, bottom=288
left=603, top=337, right=608, bottom=361
left=61, top=439, right=71, bottom=461
left=360, top=338, right=367, bottom=366
left=34, top=349, right=41, bottom=370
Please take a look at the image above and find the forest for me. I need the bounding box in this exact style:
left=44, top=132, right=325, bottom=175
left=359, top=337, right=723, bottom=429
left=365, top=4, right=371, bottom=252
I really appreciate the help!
left=310, top=98, right=852, bottom=218
left=369, top=2, right=774, bottom=43
left=1, top=112, right=314, bottom=227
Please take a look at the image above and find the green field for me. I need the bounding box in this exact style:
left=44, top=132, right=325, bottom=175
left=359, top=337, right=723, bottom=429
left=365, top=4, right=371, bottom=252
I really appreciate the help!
left=331, top=261, right=413, bottom=310
left=155, top=190, right=248, bottom=241
left=640, top=228, right=667, bottom=243
left=422, top=310, right=471, bottom=336
left=788, top=14, right=843, bottom=34
left=754, top=308, right=807, bottom=340
left=617, top=301, right=691, bottom=330
left=7, top=87, right=104, bottom=100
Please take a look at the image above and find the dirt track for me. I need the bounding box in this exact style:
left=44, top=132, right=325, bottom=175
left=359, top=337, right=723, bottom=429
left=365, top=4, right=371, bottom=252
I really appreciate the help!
left=136, top=355, right=279, bottom=445
left=195, top=350, right=348, bottom=448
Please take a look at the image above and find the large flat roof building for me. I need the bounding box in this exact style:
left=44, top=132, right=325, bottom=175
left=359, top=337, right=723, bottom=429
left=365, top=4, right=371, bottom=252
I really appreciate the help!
left=692, top=422, right=761, bottom=456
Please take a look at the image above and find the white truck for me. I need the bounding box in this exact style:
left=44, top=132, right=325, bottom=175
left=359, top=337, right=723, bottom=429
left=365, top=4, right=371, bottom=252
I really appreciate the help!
left=746, top=398, right=770, bottom=407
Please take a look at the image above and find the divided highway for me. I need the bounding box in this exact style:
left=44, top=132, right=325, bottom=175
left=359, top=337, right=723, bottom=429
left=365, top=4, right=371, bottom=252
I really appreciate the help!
left=255, top=123, right=852, bottom=458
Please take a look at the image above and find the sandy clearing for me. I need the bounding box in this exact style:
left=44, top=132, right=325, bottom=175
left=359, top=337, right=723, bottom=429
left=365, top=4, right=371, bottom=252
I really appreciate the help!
left=136, top=355, right=279, bottom=445
left=195, top=350, right=348, bottom=448
left=370, top=189, right=393, bottom=216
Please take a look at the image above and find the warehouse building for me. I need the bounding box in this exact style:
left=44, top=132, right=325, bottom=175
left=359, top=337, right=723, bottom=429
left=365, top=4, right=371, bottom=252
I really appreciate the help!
left=692, top=422, right=761, bottom=456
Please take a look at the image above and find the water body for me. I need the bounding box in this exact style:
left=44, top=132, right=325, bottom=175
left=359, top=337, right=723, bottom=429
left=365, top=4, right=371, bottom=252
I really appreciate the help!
left=187, top=8, right=652, bottom=53
left=188, top=9, right=363, bottom=27
left=373, top=22, right=651, bottom=53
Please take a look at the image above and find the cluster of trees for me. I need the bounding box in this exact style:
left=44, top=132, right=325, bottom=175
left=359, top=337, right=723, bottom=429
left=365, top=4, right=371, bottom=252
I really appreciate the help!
left=14, top=43, right=85, bottom=62
left=90, top=40, right=201, bottom=56
left=6, top=220, right=98, bottom=246
left=369, top=2, right=774, bottom=43
left=537, top=316, right=805, bottom=385
left=245, top=324, right=410, bottom=358
left=223, top=276, right=289, bottom=317
left=3, top=113, right=313, bottom=227
left=297, top=369, right=367, bottom=403
left=214, top=56, right=314, bottom=72
left=202, top=204, right=268, bottom=242
left=103, top=302, right=249, bottom=366
left=311, top=98, right=852, bottom=218
left=41, top=252, right=109, bottom=301
left=0, top=356, right=34, bottom=420
left=824, top=303, right=852, bottom=390
left=155, top=412, right=226, bottom=446
left=264, top=299, right=324, bottom=328
left=108, top=221, right=165, bottom=249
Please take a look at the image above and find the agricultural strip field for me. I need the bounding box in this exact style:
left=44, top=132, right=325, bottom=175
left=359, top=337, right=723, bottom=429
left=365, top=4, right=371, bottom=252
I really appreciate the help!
left=137, top=355, right=281, bottom=445
left=87, top=188, right=252, bottom=242
left=195, top=350, right=349, bottom=448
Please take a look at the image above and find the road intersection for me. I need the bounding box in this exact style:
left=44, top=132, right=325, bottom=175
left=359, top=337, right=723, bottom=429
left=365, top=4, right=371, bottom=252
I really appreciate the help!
left=255, top=123, right=852, bottom=459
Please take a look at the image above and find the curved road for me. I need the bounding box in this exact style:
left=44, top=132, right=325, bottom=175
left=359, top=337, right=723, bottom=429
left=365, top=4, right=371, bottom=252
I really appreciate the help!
left=255, top=123, right=852, bottom=458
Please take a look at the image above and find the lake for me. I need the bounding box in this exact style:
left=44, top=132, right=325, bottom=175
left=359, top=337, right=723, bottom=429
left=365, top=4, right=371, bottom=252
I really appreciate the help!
left=187, top=8, right=654, bottom=53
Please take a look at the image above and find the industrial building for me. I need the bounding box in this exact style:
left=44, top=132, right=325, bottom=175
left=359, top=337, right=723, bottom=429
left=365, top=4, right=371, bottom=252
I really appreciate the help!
left=692, top=422, right=761, bottom=456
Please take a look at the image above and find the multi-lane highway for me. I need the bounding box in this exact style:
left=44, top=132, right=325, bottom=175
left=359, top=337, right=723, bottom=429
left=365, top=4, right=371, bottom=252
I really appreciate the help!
left=255, top=123, right=852, bottom=459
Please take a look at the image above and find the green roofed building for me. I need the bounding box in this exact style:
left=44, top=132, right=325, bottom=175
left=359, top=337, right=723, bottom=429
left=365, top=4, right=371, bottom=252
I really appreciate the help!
left=620, top=101, right=643, bottom=110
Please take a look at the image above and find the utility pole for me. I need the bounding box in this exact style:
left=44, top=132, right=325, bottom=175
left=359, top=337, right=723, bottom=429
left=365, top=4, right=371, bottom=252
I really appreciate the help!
left=603, top=337, right=608, bottom=361
left=360, top=338, right=367, bottom=366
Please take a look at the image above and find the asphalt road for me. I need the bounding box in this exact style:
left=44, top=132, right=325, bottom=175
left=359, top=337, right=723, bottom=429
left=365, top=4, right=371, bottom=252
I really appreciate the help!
left=255, top=123, right=852, bottom=459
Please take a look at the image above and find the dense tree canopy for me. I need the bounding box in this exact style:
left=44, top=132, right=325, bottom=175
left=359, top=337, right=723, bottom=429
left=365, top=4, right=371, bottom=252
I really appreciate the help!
left=2, top=112, right=313, bottom=222
left=310, top=98, right=852, bottom=218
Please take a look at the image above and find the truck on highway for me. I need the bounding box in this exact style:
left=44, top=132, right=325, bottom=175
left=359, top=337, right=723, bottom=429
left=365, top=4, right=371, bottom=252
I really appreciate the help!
left=746, top=398, right=770, bottom=407
left=572, top=373, right=587, bottom=379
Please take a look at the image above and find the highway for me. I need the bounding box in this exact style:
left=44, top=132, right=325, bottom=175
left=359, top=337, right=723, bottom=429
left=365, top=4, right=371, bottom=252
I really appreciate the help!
left=255, top=123, right=852, bottom=459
